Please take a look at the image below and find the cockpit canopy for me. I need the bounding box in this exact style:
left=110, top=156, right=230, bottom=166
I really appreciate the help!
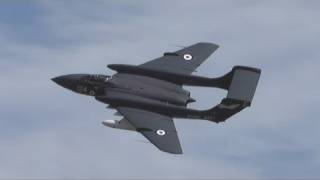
left=80, top=74, right=111, bottom=84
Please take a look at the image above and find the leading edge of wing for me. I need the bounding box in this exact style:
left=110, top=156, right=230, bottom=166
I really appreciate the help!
left=116, top=107, right=183, bottom=154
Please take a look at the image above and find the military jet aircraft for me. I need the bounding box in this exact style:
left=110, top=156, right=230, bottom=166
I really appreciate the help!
left=52, top=42, right=261, bottom=154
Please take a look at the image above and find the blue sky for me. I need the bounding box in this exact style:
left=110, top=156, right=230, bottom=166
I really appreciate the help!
left=0, top=0, right=319, bottom=179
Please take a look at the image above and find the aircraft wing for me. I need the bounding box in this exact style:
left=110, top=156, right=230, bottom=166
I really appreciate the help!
left=116, top=106, right=183, bottom=154
left=139, top=42, right=219, bottom=75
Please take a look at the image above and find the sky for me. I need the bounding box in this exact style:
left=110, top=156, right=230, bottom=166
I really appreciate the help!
left=0, top=0, right=319, bottom=179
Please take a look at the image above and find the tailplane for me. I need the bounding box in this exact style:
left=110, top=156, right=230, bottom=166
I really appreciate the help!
left=202, top=66, right=261, bottom=123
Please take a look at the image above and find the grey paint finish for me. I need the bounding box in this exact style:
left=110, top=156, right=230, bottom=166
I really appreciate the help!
left=117, top=107, right=183, bottom=154
left=52, top=42, right=261, bottom=154
left=227, top=69, right=261, bottom=102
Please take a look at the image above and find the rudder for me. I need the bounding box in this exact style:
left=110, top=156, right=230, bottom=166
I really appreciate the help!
left=227, top=66, right=261, bottom=104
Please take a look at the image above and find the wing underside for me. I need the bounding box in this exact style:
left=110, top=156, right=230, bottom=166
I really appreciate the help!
left=115, top=106, right=183, bottom=154
left=140, top=42, right=219, bottom=75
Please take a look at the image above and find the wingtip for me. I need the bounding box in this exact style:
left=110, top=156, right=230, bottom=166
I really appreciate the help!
left=198, top=42, right=219, bottom=48
left=154, top=143, right=183, bottom=155
left=159, top=146, right=183, bottom=155
left=162, top=149, right=183, bottom=155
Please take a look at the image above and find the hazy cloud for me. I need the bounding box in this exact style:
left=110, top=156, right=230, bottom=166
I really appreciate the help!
left=0, top=0, right=319, bottom=178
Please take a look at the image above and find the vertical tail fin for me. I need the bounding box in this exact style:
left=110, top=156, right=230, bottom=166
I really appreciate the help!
left=226, top=66, right=261, bottom=103
left=203, top=66, right=261, bottom=123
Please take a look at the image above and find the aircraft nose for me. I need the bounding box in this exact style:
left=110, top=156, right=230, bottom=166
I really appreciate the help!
left=51, top=76, right=64, bottom=85
left=52, top=76, right=68, bottom=87
left=51, top=75, right=80, bottom=90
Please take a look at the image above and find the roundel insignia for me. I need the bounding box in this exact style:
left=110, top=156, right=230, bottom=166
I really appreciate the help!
left=183, top=54, right=193, bottom=61
left=156, top=129, right=166, bottom=136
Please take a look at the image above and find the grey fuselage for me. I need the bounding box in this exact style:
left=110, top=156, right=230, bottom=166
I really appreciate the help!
left=52, top=72, right=210, bottom=120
